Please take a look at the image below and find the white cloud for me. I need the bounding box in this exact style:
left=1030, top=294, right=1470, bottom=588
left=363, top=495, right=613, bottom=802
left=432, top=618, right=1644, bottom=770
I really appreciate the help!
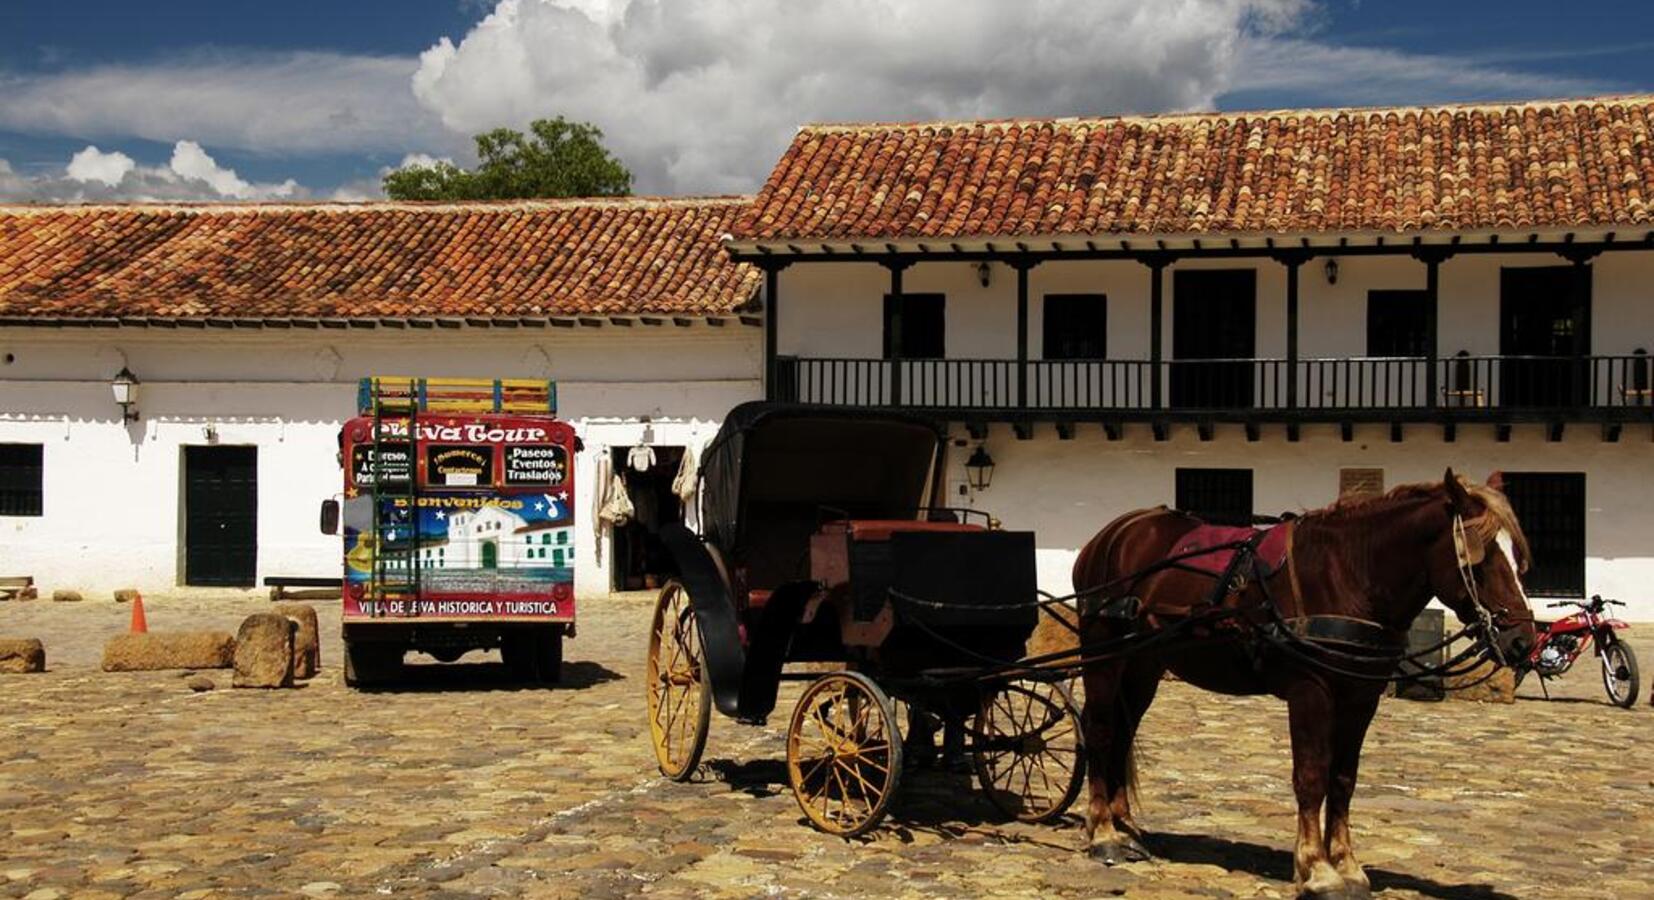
left=65, top=145, right=136, bottom=187
left=410, top=0, right=1313, bottom=193
left=2, top=141, right=305, bottom=203
left=0, top=51, right=454, bottom=157
left=1229, top=37, right=1611, bottom=105
left=167, top=140, right=298, bottom=200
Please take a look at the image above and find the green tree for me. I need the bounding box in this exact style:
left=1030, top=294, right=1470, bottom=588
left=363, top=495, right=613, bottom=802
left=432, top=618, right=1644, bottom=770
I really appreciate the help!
left=383, top=117, right=633, bottom=200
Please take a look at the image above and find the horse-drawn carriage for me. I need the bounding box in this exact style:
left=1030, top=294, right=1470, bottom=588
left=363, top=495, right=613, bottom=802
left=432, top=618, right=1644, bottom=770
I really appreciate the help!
left=645, top=402, right=1084, bottom=835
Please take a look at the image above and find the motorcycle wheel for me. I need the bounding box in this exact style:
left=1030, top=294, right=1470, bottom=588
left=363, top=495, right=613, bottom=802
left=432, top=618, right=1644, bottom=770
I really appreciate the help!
left=1599, top=635, right=1639, bottom=709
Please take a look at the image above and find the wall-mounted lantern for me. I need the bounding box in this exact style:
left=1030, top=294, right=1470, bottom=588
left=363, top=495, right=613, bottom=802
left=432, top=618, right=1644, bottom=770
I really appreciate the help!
left=976, top=261, right=992, bottom=288
left=111, top=366, right=140, bottom=422
left=965, top=444, right=996, bottom=491
left=1323, top=257, right=1339, bottom=286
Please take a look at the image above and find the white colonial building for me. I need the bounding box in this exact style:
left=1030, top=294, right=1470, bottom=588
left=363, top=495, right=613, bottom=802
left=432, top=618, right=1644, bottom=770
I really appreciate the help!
left=4, top=96, right=1654, bottom=619
left=419, top=504, right=576, bottom=571
left=0, top=198, right=761, bottom=599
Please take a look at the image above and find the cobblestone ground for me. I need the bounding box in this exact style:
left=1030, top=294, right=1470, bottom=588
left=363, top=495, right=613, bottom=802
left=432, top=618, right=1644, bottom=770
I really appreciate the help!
left=1, top=593, right=1650, bottom=899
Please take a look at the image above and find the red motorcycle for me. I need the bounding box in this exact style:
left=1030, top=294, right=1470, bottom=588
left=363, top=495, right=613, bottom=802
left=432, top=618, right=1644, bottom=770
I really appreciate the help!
left=1514, top=595, right=1640, bottom=708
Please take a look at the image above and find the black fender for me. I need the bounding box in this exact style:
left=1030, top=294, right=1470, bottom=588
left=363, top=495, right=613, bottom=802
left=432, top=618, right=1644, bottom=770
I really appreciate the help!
left=736, top=581, right=819, bottom=722
left=658, top=523, right=746, bottom=717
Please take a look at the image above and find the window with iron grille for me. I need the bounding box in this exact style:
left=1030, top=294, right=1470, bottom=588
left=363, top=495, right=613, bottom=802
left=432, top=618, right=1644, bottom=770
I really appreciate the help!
left=1499, top=472, right=1586, bottom=598
left=1175, top=468, right=1253, bottom=525
left=1042, top=294, right=1107, bottom=359
left=0, top=443, right=43, bottom=517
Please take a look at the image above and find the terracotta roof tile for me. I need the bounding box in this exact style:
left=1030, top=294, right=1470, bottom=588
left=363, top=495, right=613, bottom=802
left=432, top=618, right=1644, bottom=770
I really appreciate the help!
left=0, top=197, right=760, bottom=322
left=733, top=96, right=1654, bottom=243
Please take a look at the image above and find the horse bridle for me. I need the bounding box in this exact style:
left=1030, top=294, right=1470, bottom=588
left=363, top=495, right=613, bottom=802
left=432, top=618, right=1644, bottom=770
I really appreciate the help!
left=1450, top=513, right=1534, bottom=666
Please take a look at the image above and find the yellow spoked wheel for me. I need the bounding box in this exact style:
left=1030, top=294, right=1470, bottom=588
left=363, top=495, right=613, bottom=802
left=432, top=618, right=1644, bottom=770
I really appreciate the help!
left=646, top=581, right=711, bottom=781
left=972, top=677, right=1086, bottom=823
left=786, top=671, right=904, bottom=837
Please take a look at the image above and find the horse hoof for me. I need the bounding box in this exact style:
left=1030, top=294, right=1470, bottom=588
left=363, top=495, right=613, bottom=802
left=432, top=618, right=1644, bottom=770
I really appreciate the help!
left=1086, top=842, right=1129, bottom=866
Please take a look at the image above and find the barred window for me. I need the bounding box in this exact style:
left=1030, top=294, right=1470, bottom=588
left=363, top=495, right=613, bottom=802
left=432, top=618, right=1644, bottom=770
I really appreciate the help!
left=1175, top=468, right=1253, bottom=526
left=1500, top=472, right=1586, bottom=598
left=0, top=444, right=42, bottom=517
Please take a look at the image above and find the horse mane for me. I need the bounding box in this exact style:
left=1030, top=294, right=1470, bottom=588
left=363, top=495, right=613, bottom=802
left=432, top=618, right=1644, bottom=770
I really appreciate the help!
left=1303, top=476, right=1531, bottom=573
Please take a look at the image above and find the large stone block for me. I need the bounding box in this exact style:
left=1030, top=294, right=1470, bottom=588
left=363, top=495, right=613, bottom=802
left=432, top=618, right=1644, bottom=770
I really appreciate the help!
left=233, top=614, right=295, bottom=689
left=1444, top=660, right=1517, bottom=703
left=51, top=589, right=82, bottom=603
left=272, top=603, right=321, bottom=679
left=0, top=638, right=45, bottom=673
left=113, top=588, right=140, bottom=604
left=102, top=632, right=235, bottom=672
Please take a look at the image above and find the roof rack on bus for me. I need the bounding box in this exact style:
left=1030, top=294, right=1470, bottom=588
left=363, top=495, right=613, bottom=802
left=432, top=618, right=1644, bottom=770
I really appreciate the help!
left=358, top=377, right=558, bottom=415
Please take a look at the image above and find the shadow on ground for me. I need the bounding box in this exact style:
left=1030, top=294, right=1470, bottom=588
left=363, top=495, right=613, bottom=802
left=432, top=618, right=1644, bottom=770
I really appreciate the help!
left=357, top=659, right=624, bottom=693
left=1146, top=831, right=1521, bottom=900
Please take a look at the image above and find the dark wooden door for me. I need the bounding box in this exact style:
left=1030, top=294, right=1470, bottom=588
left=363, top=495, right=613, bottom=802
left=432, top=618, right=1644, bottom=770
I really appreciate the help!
left=1173, top=270, right=1255, bottom=408
left=184, top=446, right=257, bottom=587
left=1500, top=266, right=1588, bottom=407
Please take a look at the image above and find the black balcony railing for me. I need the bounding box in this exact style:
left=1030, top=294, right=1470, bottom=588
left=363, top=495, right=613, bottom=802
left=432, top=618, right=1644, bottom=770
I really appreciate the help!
left=774, top=354, right=1654, bottom=419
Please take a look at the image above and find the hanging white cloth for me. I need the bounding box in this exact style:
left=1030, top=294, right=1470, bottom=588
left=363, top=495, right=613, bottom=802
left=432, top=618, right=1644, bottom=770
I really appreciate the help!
left=590, top=452, right=612, bottom=565
left=627, top=444, right=657, bottom=473
left=598, top=473, right=635, bottom=528
left=671, top=447, right=699, bottom=529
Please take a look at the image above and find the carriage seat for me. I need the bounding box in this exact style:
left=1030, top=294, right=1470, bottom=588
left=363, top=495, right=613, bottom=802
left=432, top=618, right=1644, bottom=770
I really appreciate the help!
left=1172, top=522, right=1293, bottom=579
left=829, top=519, right=984, bottom=542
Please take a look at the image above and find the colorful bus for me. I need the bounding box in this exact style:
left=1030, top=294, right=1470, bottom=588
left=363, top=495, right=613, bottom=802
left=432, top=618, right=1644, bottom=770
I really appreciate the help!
left=322, top=377, right=577, bottom=686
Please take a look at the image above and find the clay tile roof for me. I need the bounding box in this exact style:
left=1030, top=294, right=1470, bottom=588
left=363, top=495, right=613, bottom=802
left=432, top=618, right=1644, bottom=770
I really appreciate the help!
left=731, top=96, right=1654, bottom=243
left=0, top=197, right=761, bottom=322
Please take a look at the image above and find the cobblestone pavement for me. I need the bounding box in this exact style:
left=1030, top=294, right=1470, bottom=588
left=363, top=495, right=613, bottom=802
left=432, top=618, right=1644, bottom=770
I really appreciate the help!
left=1, top=593, right=1650, bottom=899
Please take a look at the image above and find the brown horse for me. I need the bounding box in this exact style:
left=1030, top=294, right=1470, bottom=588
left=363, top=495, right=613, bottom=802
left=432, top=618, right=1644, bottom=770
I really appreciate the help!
left=1072, top=470, right=1538, bottom=899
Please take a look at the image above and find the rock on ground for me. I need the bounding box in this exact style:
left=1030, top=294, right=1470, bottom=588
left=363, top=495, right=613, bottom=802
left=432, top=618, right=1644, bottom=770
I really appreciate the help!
left=273, top=603, right=321, bottom=679
left=232, top=613, right=295, bottom=688
left=113, top=589, right=139, bottom=604
left=186, top=675, right=216, bottom=692
left=101, top=632, right=235, bottom=672
left=50, top=590, right=82, bottom=603
left=0, top=638, right=45, bottom=673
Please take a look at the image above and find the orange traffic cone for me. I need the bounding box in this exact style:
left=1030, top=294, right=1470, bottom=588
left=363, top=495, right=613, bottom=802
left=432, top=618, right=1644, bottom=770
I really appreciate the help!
left=129, top=592, right=148, bottom=634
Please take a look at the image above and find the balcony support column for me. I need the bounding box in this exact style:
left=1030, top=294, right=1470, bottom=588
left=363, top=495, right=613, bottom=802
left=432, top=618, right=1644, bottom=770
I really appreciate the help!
left=883, top=260, right=913, bottom=406
left=761, top=261, right=790, bottom=401
left=1013, top=257, right=1038, bottom=410
left=1413, top=247, right=1452, bottom=410
left=1560, top=247, right=1598, bottom=408
left=1273, top=250, right=1311, bottom=410
left=1139, top=253, right=1175, bottom=410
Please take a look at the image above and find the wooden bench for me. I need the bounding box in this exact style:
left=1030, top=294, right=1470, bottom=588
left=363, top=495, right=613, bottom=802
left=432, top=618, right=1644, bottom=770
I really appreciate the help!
left=0, top=576, right=36, bottom=601
left=264, top=576, right=343, bottom=602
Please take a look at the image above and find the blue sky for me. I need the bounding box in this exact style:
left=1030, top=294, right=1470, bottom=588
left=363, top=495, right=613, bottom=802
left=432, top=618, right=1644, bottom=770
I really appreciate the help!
left=2, top=0, right=1651, bottom=201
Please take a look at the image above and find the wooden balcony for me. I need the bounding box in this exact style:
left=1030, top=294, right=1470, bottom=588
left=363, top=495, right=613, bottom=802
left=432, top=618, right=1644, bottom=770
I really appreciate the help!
left=774, top=354, right=1654, bottom=437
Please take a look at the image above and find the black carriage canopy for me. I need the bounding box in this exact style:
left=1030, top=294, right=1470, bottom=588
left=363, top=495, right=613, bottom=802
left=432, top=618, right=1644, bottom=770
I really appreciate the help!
left=699, top=402, right=945, bottom=554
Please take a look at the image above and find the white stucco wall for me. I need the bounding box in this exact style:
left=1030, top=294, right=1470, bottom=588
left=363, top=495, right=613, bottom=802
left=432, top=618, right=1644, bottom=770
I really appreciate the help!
left=0, top=327, right=761, bottom=598
left=931, top=423, right=1654, bottom=621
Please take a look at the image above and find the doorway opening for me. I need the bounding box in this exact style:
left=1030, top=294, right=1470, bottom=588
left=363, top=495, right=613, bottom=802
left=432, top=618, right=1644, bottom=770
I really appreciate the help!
left=1500, top=266, right=1589, bottom=407
left=1172, top=269, right=1256, bottom=408
left=610, top=445, right=685, bottom=592
left=183, top=445, right=258, bottom=587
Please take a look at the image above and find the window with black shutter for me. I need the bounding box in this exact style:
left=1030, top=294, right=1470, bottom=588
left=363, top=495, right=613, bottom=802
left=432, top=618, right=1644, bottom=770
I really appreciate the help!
left=1043, top=294, right=1107, bottom=359
left=0, top=443, right=43, bottom=517
left=1366, top=290, right=1433, bottom=357
left=883, top=293, right=946, bottom=359
left=1500, top=472, right=1586, bottom=598
left=1175, top=468, right=1253, bottom=525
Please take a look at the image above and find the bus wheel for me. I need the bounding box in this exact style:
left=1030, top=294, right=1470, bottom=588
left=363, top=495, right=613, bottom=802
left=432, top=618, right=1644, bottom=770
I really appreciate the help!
left=503, top=627, right=561, bottom=684
left=343, top=640, right=403, bottom=688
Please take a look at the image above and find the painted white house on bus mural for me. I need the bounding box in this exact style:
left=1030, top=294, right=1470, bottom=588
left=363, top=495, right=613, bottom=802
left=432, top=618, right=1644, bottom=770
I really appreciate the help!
left=417, top=505, right=576, bottom=571
left=0, top=197, right=762, bottom=599
left=724, top=96, right=1654, bottom=621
